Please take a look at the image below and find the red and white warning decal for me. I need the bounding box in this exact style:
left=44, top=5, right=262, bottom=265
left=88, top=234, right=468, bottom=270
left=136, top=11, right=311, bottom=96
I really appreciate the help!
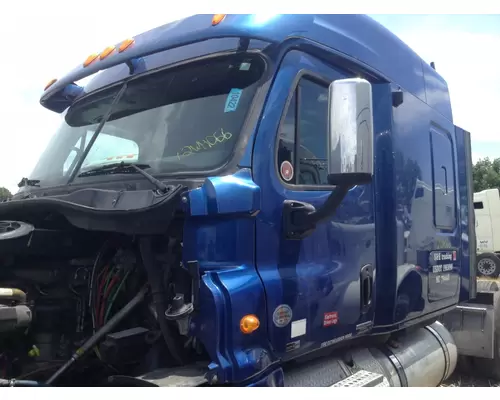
left=323, top=311, right=338, bottom=327
left=280, top=161, right=294, bottom=182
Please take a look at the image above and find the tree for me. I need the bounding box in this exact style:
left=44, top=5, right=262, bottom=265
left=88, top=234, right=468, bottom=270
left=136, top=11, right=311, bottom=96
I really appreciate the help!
left=472, top=157, right=500, bottom=192
left=0, top=187, right=12, bottom=201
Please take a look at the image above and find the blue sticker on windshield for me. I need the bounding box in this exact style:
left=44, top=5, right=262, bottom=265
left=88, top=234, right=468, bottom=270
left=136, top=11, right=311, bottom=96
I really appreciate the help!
left=224, top=88, right=243, bottom=113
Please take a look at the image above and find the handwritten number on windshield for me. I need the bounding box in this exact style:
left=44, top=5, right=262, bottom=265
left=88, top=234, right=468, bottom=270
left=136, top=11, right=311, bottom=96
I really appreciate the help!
left=177, top=129, right=233, bottom=160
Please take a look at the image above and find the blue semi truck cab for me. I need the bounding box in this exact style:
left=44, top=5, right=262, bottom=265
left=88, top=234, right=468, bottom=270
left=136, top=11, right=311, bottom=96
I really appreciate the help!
left=0, top=14, right=498, bottom=387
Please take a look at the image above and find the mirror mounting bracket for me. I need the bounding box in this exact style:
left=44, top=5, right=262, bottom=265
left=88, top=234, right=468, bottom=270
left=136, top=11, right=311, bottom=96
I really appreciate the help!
left=282, top=184, right=353, bottom=240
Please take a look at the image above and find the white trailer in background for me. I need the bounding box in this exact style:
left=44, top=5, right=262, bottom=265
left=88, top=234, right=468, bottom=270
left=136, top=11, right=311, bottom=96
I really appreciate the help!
left=473, top=188, right=500, bottom=277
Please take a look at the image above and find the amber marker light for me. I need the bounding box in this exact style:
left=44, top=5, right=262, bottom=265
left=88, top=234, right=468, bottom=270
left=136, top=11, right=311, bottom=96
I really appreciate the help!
left=83, top=53, right=99, bottom=67
left=99, top=45, right=115, bottom=60
left=44, top=78, right=57, bottom=91
left=118, top=38, right=135, bottom=53
left=212, top=14, right=226, bottom=26
left=240, top=314, right=260, bottom=334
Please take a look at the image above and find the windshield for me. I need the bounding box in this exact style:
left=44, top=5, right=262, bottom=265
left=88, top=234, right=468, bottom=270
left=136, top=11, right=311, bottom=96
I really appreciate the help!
left=29, top=53, right=266, bottom=188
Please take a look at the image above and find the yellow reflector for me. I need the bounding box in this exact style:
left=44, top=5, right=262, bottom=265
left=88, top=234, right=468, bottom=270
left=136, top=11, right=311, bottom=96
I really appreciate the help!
left=118, top=38, right=135, bottom=53
left=212, top=14, right=226, bottom=26
left=240, top=314, right=260, bottom=334
left=99, top=45, right=115, bottom=60
left=44, top=78, right=57, bottom=91
left=83, top=53, right=99, bottom=67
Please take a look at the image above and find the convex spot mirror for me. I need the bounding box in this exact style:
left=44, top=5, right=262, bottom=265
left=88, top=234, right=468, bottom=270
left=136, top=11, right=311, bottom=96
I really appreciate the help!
left=327, top=78, right=374, bottom=186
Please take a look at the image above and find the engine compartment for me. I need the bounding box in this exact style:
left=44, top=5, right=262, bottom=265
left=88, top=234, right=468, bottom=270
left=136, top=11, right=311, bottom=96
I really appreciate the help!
left=0, top=217, right=209, bottom=387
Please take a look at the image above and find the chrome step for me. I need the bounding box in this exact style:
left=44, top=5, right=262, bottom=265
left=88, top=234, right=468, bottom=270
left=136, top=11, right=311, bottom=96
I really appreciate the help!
left=331, top=370, right=387, bottom=387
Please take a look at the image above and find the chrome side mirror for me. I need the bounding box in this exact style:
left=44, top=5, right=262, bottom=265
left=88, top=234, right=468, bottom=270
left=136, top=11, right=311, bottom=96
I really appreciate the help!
left=327, top=78, right=374, bottom=186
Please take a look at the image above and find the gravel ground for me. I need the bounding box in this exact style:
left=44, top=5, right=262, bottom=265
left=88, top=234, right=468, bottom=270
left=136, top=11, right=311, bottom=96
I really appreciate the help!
left=441, top=373, right=500, bottom=387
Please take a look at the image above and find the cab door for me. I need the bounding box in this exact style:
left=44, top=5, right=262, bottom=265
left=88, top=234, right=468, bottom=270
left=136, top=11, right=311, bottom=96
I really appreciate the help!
left=252, top=50, right=378, bottom=358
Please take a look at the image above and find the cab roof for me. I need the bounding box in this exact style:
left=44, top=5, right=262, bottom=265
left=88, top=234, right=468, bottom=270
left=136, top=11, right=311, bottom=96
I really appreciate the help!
left=40, top=14, right=452, bottom=121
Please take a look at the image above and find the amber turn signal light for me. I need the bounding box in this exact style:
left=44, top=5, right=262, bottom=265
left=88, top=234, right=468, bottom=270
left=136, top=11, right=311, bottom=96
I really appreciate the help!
left=240, top=314, right=260, bottom=334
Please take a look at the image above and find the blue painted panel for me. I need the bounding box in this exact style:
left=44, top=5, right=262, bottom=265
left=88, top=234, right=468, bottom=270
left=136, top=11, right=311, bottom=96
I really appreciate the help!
left=41, top=14, right=451, bottom=120
left=373, top=84, right=462, bottom=330
left=252, top=49, right=376, bottom=357
left=183, top=170, right=273, bottom=383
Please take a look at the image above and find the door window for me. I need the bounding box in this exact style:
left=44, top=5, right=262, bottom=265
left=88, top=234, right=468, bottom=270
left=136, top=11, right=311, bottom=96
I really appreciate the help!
left=277, top=78, right=337, bottom=186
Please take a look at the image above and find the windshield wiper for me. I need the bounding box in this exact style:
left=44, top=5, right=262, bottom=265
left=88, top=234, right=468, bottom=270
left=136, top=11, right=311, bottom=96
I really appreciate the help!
left=17, top=177, right=41, bottom=188
left=78, top=162, right=170, bottom=194
left=67, top=82, right=129, bottom=185
left=78, top=162, right=152, bottom=176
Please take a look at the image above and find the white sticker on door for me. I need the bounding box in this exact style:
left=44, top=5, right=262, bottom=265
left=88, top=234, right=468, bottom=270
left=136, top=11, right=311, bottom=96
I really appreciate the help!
left=291, top=318, right=307, bottom=338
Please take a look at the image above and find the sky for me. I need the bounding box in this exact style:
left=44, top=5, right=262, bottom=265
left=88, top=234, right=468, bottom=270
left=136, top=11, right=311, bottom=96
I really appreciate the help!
left=0, top=6, right=499, bottom=194
left=370, top=14, right=500, bottom=163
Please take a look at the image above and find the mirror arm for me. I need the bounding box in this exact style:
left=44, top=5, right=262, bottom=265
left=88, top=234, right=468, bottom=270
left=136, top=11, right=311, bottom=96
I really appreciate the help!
left=283, top=183, right=353, bottom=240
left=295, top=174, right=371, bottom=230
left=295, top=184, right=352, bottom=228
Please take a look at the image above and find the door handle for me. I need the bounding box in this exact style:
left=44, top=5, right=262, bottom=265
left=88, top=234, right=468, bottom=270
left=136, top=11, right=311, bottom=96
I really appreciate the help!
left=360, top=264, right=374, bottom=314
